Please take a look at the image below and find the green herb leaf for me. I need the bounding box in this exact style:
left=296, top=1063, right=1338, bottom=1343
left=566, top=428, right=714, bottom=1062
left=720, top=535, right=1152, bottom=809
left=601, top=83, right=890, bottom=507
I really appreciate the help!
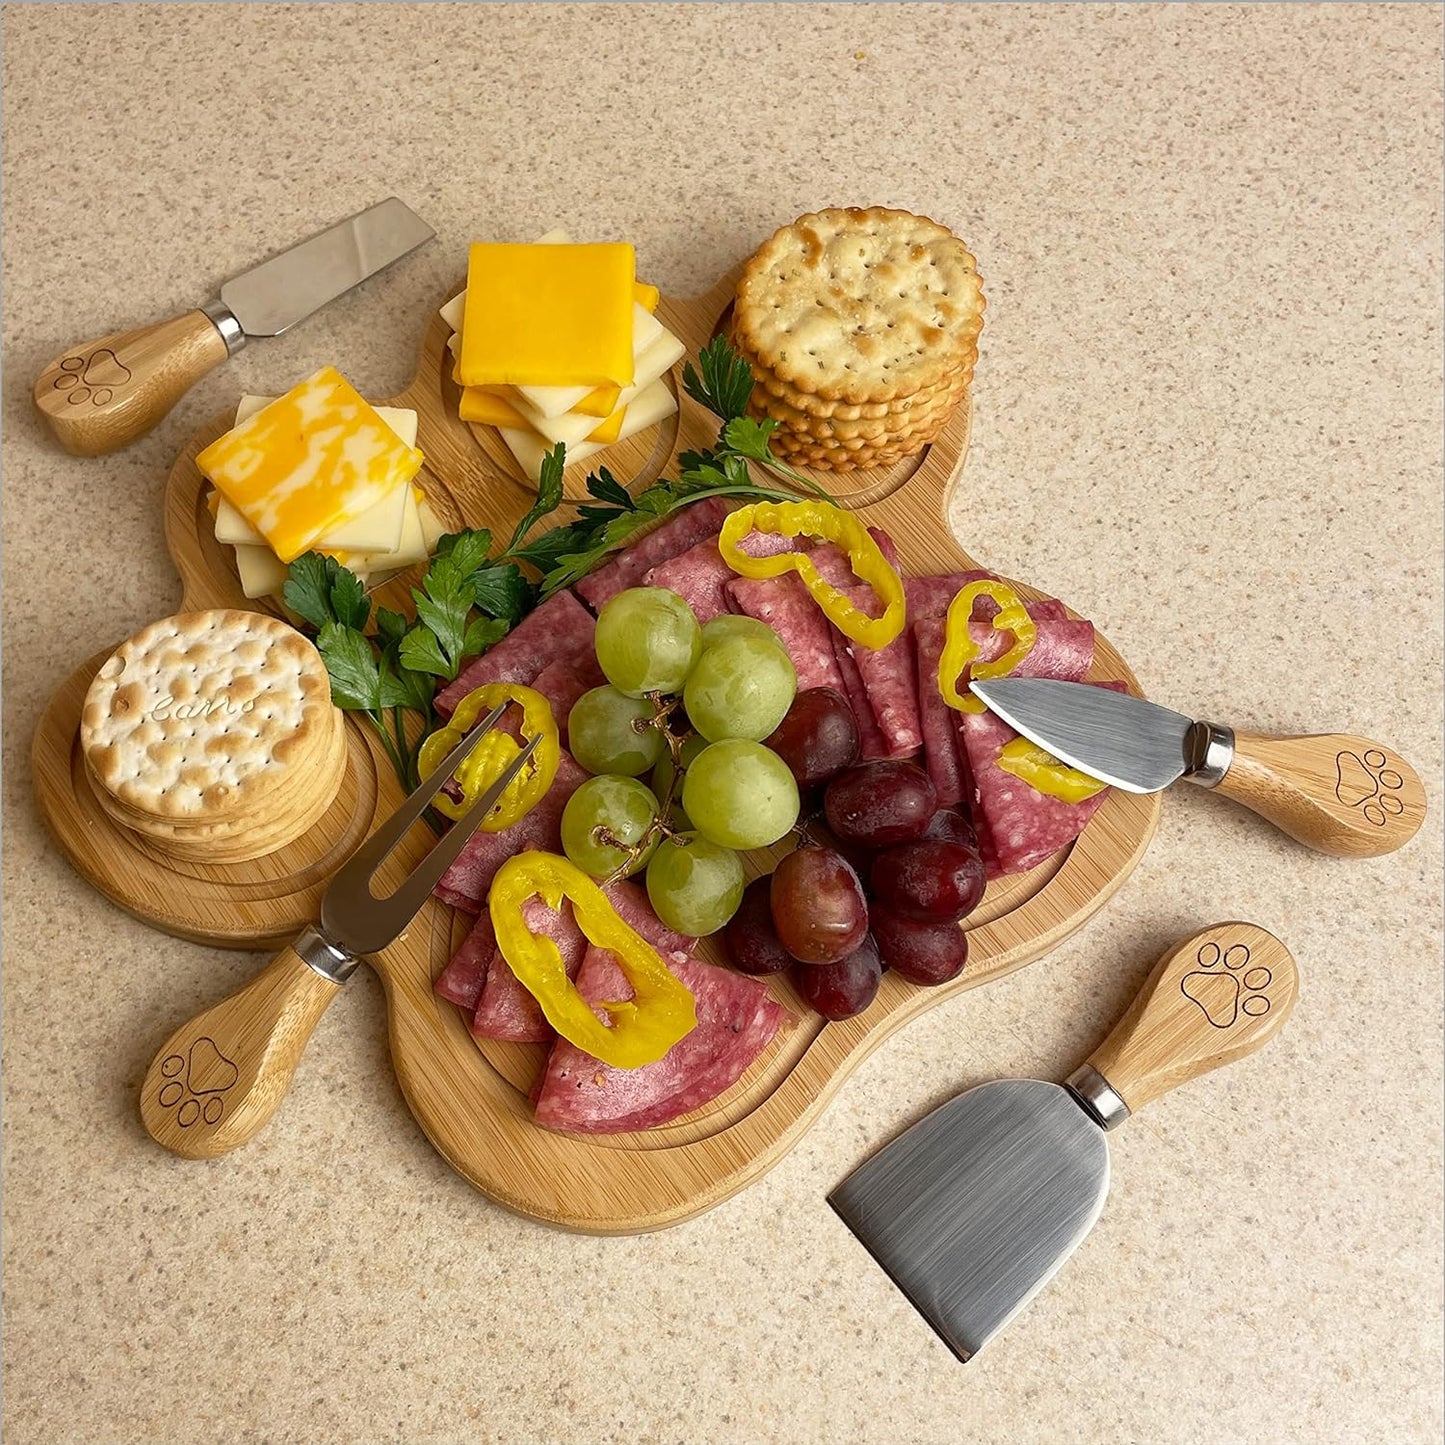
left=316, top=622, right=383, bottom=711
left=585, top=467, right=634, bottom=508
left=683, top=334, right=755, bottom=422
left=375, top=606, right=410, bottom=652
left=503, top=443, right=567, bottom=554
left=397, top=627, right=454, bottom=679
left=721, top=415, right=781, bottom=460
left=284, top=554, right=341, bottom=630
left=379, top=657, right=435, bottom=713
left=434, top=527, right=493, bottom=579
left=411, top=593, right=468, bottom=676
left=467, top=562, right=533, bottom=623
left=463, top=615, right=510, bottom=658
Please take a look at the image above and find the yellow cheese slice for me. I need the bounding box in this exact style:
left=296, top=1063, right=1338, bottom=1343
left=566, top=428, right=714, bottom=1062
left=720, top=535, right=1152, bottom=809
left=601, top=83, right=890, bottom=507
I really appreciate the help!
left=586, top=407, right=626, bottom=445
left=634, top=281, right=660, bottom=314
left=199, top=368, right=425, bottom=564
left=573, top=385, right=622, bottom=418
left=457, top=387, right=532, bottom=429
left=497, top=378, right=678, bottom=482
left=458, top=242, right=636, bottom=388
left=513, top=303, right=662, bottom=419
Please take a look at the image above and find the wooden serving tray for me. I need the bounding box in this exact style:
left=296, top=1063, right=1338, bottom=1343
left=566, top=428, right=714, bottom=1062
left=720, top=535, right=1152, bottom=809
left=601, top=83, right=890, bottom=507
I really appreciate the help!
left=33, top=265, right=1160, bottom=1232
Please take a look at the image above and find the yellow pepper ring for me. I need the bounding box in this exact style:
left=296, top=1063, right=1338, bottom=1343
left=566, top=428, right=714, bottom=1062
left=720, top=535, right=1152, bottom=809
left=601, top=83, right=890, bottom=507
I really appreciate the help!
left=417, top=683, right=560, bottom=828
left=490, top=851, right=698, bottom=1069
left=938, top=580, right=1039, bottom=713
left=995, top=737, right=1108, bottom=803
left=718, top=500, right=906, bottom=650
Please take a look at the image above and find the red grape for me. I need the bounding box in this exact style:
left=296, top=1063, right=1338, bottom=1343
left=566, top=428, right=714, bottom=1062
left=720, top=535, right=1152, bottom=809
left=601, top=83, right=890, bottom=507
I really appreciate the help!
left=823, top=760, right=937, bottom=848
left=922, top=808, right=980, bottom=848
left=871, top=840, right=986, bottom=924
left=770, top=844, right=869, bottom=964
left=765, top=688, right=859, bottom=789
left=794, top=936, right=883, bottom=1020
left=871, top=904, right=968, bottom=985
left=723, top=876, right=793, bottom=975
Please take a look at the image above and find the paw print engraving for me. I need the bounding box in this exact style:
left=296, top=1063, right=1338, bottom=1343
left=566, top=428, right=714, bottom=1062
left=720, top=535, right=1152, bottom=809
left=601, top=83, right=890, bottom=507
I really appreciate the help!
left=1180, top=941, right=1271, bottom=1029
left=1335, top=748, right=1406, bottom=828
left=155, top=1037, right=238, bottom=1127
left=51, top=348, right=131, bottom=407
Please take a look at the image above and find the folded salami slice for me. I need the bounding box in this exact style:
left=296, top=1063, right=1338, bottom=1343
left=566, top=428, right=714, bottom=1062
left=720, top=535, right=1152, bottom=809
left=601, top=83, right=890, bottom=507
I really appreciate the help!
left=831, top=629, right=890, bottom=759
left=433, top=912, right=496, bottom=1011
left=434, top=751, right=588, bottom=914
left=436, top=591, right=597, bottom=718
left=575, top=497, right=732, bottom=611
left=912, top=618, right=966, bottom=806
left=726, top=574, right=847, bottom=694
left=533, top=947, right=788, bottom=1134
left=472, top=895, right=588, bottom=1042
left=834, top=585, right=922, bottom=758
left=643, top=538, right=735, bottom=623
left=529, top=657, right=604, bottom=744
left=905, top=571, right=994, bottom=622
left=956, top=616, right=1096, bottom=687
left=956, top=705, right=1112, bottom=876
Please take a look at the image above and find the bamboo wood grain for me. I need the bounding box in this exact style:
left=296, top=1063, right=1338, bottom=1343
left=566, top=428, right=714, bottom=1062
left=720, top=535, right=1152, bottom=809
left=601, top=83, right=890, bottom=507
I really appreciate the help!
left=33, top=310, right=230, bottom=456
left=34, top=263, right=1161, bottom=1229
left=1210, top=730, right=1424, bottom=858
left=1086, top=922, right=1298, bottom=1113
left=139, top=945, right=341, bottom=1158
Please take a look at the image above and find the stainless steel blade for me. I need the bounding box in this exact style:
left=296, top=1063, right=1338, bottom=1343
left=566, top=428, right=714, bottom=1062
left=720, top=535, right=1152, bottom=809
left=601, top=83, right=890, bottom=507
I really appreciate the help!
left=829, top=1080, right=1109, bottom=1362
left=969, top=677, right=1195, bottom=794
left=216, top=197, right=434, bottom=338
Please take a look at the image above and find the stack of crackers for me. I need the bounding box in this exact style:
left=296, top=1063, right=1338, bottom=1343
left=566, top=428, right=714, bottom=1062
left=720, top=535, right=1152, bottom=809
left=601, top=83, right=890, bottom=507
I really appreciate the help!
left=731, top=207, right=985, bottom=472
left=81, top=611, right=346, bottom=865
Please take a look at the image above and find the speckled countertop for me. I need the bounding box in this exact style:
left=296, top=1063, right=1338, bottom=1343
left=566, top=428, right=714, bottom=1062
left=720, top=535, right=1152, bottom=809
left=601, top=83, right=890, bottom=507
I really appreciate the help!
left=2, top=5, right=1441, bottom=1443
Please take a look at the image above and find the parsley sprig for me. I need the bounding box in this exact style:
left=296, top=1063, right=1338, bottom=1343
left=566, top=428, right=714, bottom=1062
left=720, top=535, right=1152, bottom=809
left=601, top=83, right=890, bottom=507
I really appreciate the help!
left=285, top=338, right=834, bottom=794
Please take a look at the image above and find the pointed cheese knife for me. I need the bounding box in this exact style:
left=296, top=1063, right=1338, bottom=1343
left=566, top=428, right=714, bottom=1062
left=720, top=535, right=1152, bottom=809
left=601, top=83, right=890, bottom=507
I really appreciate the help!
left=969, top=677, right=1424, bottom=858
left=830, top=921, right=1299, bottom=1362
left=34, top=196, right=434, bottom=457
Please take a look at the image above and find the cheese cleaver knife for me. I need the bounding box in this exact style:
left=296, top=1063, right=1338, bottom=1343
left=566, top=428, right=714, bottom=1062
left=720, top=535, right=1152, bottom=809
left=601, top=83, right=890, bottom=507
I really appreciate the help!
left=34, top=196, right=434, bottom=457
left=970, top=676, right=1424, bottom=859
left=830, top=922, right=1298, bottom=1362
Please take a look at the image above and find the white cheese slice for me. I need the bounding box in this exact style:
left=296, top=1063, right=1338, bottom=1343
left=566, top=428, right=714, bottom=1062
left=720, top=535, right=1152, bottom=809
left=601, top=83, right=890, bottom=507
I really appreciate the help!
left=231, top=543, right=290, bottom=600
left=345, top=490, right=432, bottom=573
left=496, top=377, right=677, bottom=483
left=508, top=325, right=686, bottom=445
left=615, top=376, right=678, bottom=439
left=212, top=491, right=266, bottom=546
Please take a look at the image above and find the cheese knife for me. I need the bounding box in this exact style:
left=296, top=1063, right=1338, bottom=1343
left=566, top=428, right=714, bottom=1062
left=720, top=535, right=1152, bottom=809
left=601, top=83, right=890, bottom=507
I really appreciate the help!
left=34, top=196, right=434, bottom=457
left=829, top=921, right=1298, bottom=1362
left=970, top=676, right=1424, bottom=858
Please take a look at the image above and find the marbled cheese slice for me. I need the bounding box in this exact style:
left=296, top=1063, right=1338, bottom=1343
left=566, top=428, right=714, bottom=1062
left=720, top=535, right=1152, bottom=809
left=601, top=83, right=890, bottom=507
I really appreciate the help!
left=197, top=367, right=424, bottom=563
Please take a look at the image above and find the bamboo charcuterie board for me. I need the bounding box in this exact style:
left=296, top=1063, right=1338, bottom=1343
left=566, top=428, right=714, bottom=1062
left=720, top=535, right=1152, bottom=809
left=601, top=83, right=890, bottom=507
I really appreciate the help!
left=32, top=264, right=1160, bottom=1232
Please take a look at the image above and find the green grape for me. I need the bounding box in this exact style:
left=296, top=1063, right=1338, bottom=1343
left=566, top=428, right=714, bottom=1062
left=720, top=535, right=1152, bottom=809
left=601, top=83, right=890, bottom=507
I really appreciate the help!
left=650, top=732, right=708, bottom=802
left=681, top=739, right=800, bottom=850
left=645, top=832, right=746, bottom=936
left=560, top=775, right=660, bottom=879
left=567, top=686, right=665, bottom=777
left=593, top=587, right=702, bottom=697
left=683, top=635, right=797, bottom=742
left=699, top=614, right=789, bottom=655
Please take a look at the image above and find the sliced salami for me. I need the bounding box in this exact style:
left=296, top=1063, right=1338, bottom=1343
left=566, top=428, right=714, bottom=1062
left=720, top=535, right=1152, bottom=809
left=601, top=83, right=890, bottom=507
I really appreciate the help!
left=529, top=657, right=605, bottom=744
left=436, top=590, right=596, bottom=718
left=433, top=912, right=496, bottom=1011
left=912, top=617, right=966, bottom=806
left=643, top=538, right=734, bottom=623
left=905, top=571, right=994, bottom=622
left=939, top=617, right=1096, bottom=693
left=434, top=750, right=588, bottom=914
left=574, top=497, right=732, bottom=611
left=726, top=574, right=847, bottom=694
left=955, top=704, right=1111, bottom=876
left=831, top=629, right=890, bottom=759
left=835, top=585, right=922, bottom=758
left=533, top=947, right=788, bottom=1134
left=472, top=895, right=588, bottom=1042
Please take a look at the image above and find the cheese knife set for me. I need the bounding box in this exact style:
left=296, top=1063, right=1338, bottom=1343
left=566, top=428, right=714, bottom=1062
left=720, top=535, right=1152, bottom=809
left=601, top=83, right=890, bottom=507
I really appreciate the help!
left=28, top=197, right=1426, bottom=1361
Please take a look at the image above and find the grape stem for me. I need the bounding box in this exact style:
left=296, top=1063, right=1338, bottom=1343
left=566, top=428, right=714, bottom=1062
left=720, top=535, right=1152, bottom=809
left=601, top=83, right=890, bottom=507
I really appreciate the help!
left=600, top=693, right=693, bottom=887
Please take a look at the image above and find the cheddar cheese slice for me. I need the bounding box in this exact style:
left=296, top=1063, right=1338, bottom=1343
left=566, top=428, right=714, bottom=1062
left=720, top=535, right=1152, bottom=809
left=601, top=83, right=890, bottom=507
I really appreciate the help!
left=458, top=242, right=636, bottom=388
left=498, top=377, right=678, bottom=483
left=198, top=368, right=424, bottom=564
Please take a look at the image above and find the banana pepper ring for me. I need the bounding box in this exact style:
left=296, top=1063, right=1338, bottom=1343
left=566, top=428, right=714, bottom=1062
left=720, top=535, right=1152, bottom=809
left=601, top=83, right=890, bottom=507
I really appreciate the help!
left=938, top=580, right=1039, bottom=714
left=718, top=500, right=906, bottom=649
left=995, top=737, right=1108, bottom=803
left=417, top=683, right=560, bottom=827
left=489, top=851, right=698, bottom=1069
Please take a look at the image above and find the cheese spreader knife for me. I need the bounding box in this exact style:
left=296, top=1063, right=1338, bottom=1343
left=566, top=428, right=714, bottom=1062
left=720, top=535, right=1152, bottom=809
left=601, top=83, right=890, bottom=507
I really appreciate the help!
left=829, top=922, right=1298, bottom=1363
left=34, top=196, right=434, bottom=457
left=970, top=676, right=1425, bottom=859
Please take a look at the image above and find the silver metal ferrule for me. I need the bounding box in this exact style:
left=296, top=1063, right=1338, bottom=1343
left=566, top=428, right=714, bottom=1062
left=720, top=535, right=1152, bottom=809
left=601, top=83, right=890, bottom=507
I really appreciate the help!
left=1183, top=719, right=1235, bottom=789
left=201, top=301, right=246, bottom=355
left=1064, top=1065, right=1131, bottom=1131
left=294, top=924, right=361, bottom=984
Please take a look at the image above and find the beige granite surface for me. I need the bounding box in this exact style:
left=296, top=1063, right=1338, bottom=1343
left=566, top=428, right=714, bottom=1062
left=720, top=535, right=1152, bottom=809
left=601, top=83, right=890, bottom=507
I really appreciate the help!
left=2, top=5, right=1441, bottom=1443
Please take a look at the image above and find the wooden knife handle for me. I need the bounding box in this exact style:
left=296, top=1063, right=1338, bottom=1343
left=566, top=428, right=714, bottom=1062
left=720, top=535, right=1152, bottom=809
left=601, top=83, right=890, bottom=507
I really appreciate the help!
left=1084, top=922, right=1298, bottom=1114
left=1209, top=730, right=1425, bottom=859
left=139, top=943, right=341, bottom=1159
left=33, top=309, right=230, bottom=456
